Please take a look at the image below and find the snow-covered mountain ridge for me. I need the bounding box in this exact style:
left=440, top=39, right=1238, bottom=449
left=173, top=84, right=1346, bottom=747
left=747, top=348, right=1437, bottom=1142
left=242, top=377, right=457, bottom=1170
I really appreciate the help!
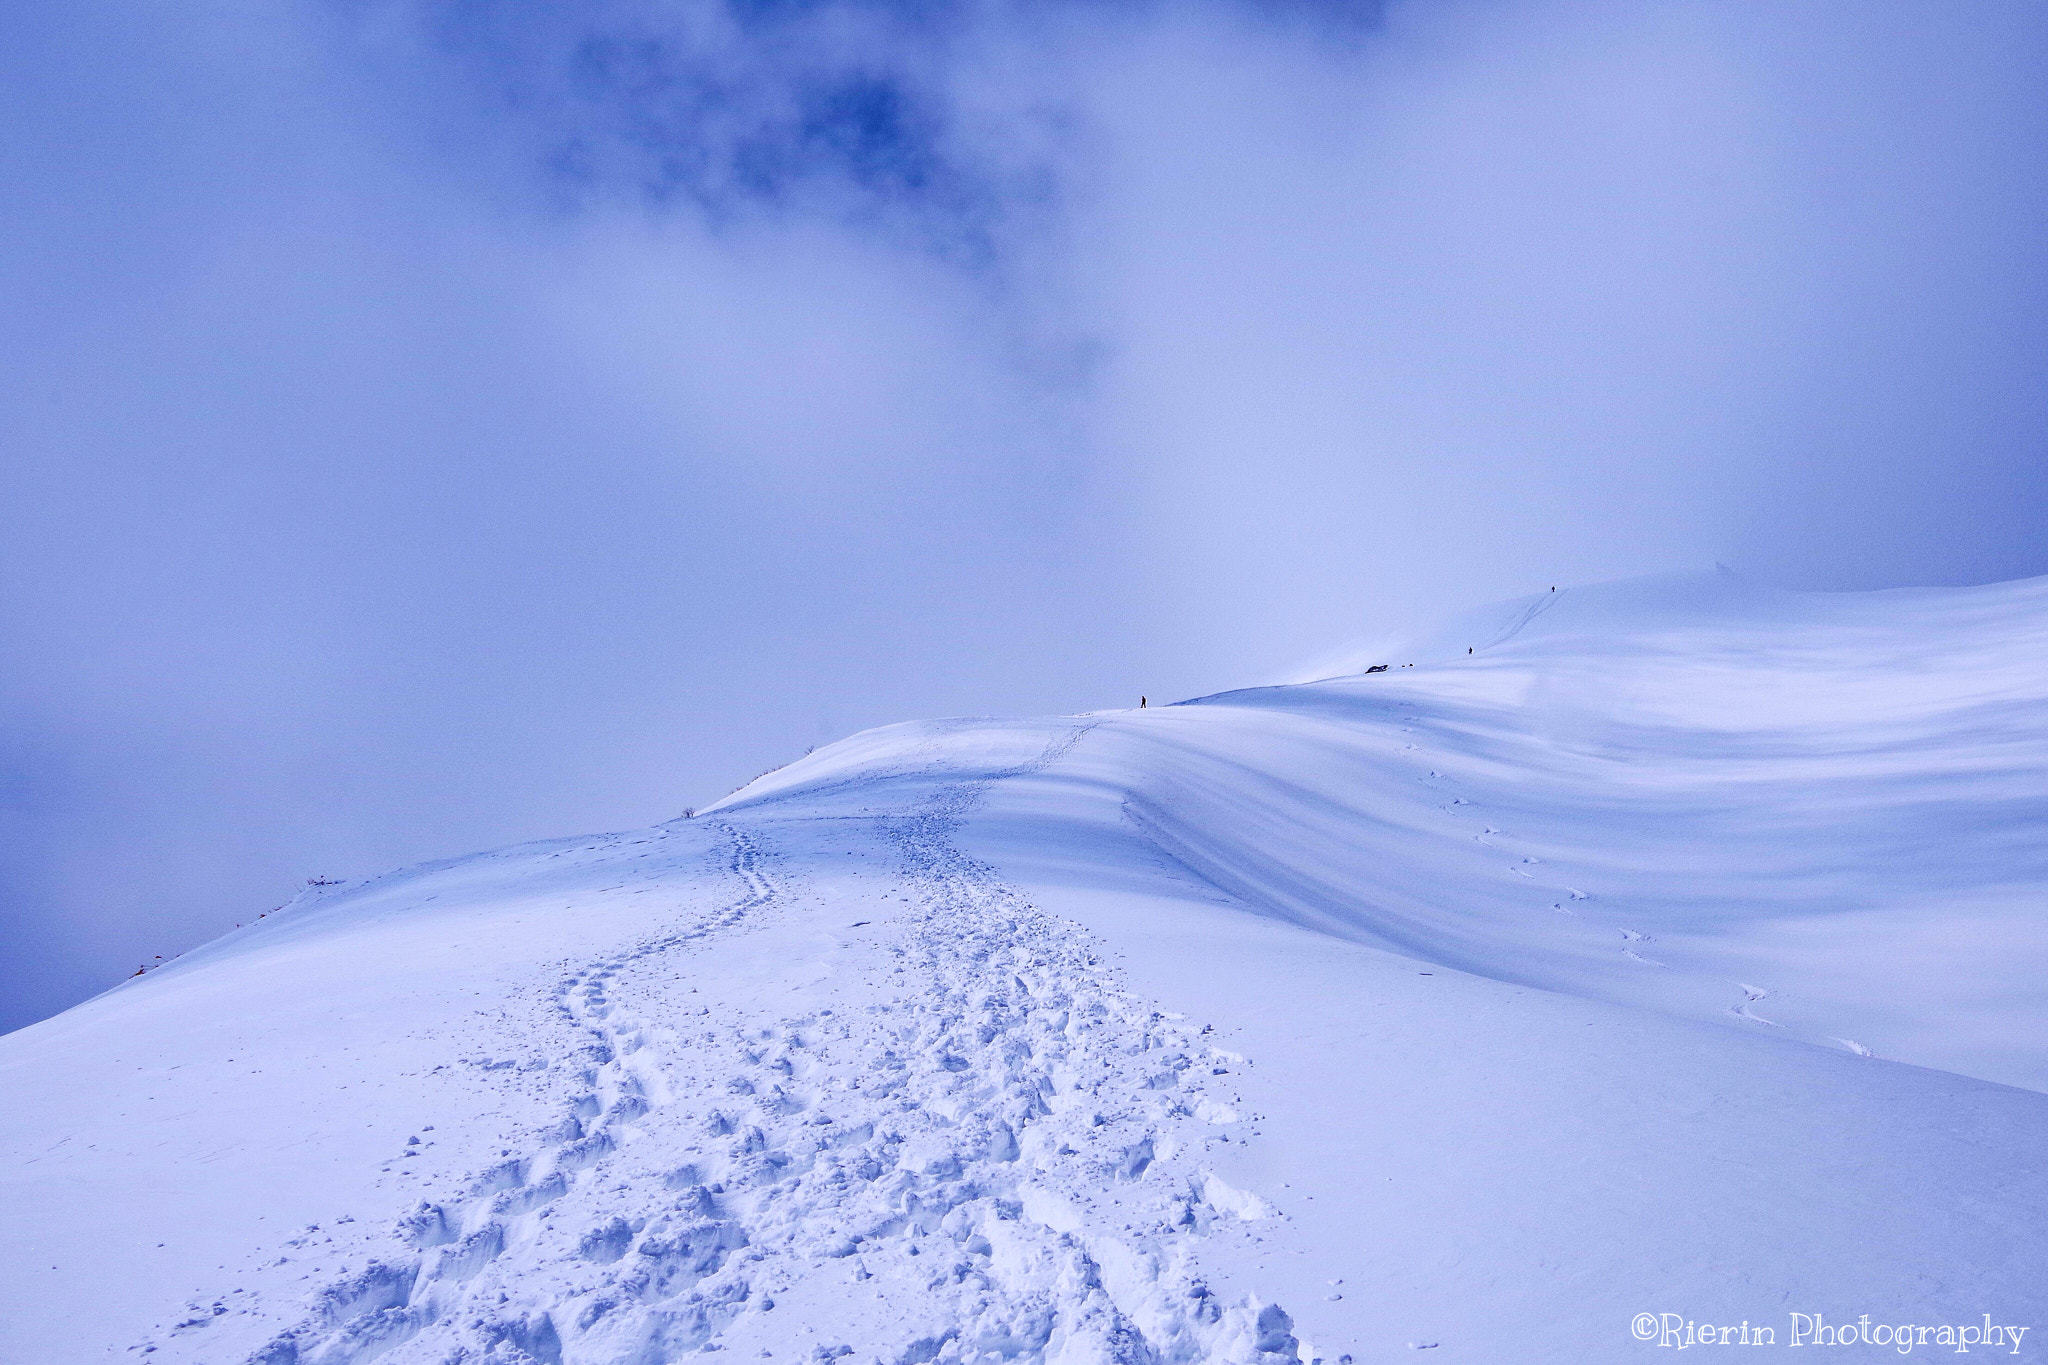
left=3, top=571, right=2044, bottom=1364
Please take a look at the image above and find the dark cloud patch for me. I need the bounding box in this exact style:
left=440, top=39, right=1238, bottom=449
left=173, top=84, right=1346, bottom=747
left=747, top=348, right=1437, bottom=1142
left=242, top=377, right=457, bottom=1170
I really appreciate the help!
left=382, top=0, right=1041, bottom=261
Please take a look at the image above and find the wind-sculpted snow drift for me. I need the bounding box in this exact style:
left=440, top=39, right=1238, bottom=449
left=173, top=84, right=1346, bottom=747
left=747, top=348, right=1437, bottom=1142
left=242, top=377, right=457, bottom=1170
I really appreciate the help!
left=3, top=571, right=2046, bottom=1364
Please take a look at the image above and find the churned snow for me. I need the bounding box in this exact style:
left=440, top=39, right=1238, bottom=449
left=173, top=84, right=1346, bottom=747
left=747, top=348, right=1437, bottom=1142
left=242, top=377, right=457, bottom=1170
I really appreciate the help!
left=2, top=570, right=2044, bottom=1364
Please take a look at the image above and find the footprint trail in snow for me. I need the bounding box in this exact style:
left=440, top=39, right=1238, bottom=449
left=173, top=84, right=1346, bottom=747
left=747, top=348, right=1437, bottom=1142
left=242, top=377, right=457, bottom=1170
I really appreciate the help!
left=170, top=727, right=1312, bottom=1365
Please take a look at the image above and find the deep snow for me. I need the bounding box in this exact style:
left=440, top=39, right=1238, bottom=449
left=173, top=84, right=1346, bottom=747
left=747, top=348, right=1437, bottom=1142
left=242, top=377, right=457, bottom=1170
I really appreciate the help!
left=2, top=570, right=2044, bottom=1364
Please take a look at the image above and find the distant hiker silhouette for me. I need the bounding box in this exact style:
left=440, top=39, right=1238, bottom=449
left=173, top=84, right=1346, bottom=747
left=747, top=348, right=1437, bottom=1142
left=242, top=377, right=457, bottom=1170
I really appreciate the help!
left=1140, top=696, right=1147, bottom=708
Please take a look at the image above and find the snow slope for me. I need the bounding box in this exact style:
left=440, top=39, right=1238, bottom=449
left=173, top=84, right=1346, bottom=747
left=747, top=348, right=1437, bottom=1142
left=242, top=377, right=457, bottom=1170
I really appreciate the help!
left=3, top=570, right=2045, bottom=1364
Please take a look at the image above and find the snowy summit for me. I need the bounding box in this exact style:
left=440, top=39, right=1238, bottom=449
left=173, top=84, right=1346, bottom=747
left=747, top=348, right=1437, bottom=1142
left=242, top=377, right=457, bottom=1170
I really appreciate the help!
left=3, top=571, right=2045, bottom=1364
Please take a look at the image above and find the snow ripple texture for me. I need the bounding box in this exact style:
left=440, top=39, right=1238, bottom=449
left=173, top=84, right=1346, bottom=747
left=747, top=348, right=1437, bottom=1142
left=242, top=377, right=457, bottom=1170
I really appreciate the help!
left=236, top=729, right=1306, bottom=1365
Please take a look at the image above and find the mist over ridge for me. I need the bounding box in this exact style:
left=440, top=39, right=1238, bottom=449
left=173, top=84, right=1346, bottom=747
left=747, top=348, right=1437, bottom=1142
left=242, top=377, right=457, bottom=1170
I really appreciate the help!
left=5, top=0, right=2048, bottom=1029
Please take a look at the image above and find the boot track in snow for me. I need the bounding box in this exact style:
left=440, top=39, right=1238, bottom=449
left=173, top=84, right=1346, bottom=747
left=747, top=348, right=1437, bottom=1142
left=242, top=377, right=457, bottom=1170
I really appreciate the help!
left=206, top=727, right=1312, bottom=1365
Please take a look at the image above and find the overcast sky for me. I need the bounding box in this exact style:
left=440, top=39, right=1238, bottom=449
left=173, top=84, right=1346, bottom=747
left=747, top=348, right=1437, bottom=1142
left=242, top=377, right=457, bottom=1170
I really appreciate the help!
left=5, top=0, right=2047, bottom=1033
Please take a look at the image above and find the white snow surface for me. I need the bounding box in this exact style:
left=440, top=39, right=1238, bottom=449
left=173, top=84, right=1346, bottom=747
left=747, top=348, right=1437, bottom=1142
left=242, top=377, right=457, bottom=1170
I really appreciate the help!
left=4, top=570, right=2046, bottom=1364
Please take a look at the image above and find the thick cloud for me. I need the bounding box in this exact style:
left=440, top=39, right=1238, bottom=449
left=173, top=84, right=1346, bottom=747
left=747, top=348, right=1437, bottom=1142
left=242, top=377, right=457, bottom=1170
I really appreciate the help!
left=5, top=0, right=2046, bottom=1030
